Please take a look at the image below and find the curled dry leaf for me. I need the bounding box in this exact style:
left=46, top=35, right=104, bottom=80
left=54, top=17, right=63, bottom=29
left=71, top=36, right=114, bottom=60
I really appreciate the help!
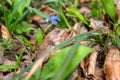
left=0, top=24, right=10, bottom=41
left=104, top=48, right=120, bottom=80
left=80, top=45, right=101, bottom=80
left=69, top=69, right=78, bottom=80
left=87, top=45, right=100, bottom=79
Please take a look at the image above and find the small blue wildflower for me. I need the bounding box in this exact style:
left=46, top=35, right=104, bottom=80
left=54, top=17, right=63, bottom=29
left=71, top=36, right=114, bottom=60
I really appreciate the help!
left=45, top=15, right=60, bottom=25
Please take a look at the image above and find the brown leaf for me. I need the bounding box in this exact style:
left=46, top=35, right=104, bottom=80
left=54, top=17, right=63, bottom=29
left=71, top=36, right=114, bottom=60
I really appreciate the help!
left=29, top=37, right=37, bottom=46
left=69, top=69, right=78, bottom=80
left=73, top=22, right=88, bottom=34
left=104, top=48, right=120, bottom=80
left=94, top=66, right=105, bottom=80
left=77, top=75, right=84, bottom=80
left=79, top=0, right=91, bottom=3
left=0, top=24, right=11, bottom=41
left=80, top=45, right=101, bottom=80
left=34, top=28, right=71, bottom=60
left=89, top=18, right=109, bottom=33
left=87, top=45, right=100, bottom=79
left=79, top=7, right=91, bottom=18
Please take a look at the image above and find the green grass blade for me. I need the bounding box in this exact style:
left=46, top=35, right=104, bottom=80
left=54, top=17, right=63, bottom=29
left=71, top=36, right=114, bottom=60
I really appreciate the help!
left=7, top=0, right=23, bottom=27
left=0, top=65, right=16, bottom=71
left=14, top=48, right=25, bottom=74
left=11, top=10, right=29, bottom=32
left=67, top=8, right=89, bottom=25
left=31, top=8, right=49, bottom=19
left=44, top=0, right=64, bottom=6
left=52, top=34, right=91, bottom=80
left=60, top=12, right=71, bottom=29
left=101, top=0, right=116, bottom=20
left=53, top=31, right=93, bottom=50
left=13, top=63, right=34, bottom=80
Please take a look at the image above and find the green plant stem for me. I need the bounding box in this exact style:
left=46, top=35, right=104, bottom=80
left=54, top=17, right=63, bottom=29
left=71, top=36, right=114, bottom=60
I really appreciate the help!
left=60, top=12, right=71, bottom=29
left=58, top=0, right=71, bottom=29
left=44, top=24, right=52, bottom=32
left=14, top=48, right=25, bottom=75
left=74, top=0, right=79, bottom=7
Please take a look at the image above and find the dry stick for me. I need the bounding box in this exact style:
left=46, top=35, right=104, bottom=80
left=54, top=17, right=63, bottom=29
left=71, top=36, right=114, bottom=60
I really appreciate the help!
left=26, top=56, right=45, bottom=80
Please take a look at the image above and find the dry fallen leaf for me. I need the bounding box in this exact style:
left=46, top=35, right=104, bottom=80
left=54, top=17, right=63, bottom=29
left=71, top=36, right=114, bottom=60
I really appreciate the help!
left=80, top=45, right=101, bottom=80
left=0, top=24, right=11, bottom=41
left=34, top=28, right=72, bottom=60
left=89, top=18, right=109, bottom=33
left=26, top=56, right=45, bottom=80
left=79, top=7, right=91, bottom=18
left=77, top=75, right=84, bottom=80
left=79, top=0, right=91, bottom=3
left=104, top=48, right=120, bottom=80
left=87, top=45, right=100, bottom=79
left=94, top=66, right=105, bottom=80
left=73, top=22, right=88, bottom=34
left=69, top=69, right=78, bottom=80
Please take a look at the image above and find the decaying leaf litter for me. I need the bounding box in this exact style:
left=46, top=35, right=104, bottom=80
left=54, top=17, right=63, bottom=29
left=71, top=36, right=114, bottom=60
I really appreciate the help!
left=0, top=0, right=120, bottom=80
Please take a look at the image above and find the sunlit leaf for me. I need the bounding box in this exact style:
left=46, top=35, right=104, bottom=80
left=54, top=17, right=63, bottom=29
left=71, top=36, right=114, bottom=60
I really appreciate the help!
left=41, top=46, right=92, bottom=80
left=36, top=29, right=44, bottom=46
left=67, top=7, right=89, bottom=25
left=7, top=0, right=12, bottom=5
left=13, top=0, right=30, bottom=15
left=112, top=35, right=120, bottom=48
left=91, top=0, right=101, bottom=18
left=101, top=0, right=116, bottom=20
left=0, top=65, right=16, bottom=71
left=15, top=21, right=35, bottom=34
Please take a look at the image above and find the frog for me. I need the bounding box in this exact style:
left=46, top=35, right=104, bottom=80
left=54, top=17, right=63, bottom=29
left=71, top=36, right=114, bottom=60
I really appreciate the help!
left=34, top=28, right=73, bottom=60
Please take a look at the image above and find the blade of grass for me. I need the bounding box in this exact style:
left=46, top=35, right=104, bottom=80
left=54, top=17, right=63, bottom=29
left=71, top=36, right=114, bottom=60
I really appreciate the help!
left=53, top=31, right=93, bottom=50
left=14, top=48, right=25, bottom=75
left=7, top=0, right=23, bottom=27
left=52, top=34, right=91, bottom=80
left=58, top=1, right=71, bottom=29
left=11, top=10, right=29, bottom=32
left=101, top=0, right=116, bottom=20
left=0, top=65, right=16, bottom=71
left=44, top=0, right=64, bottom=6
left=67, top=8, right=89, bottom=25
left=13, top=63, right=34, bottom=80
left=25, top=32, right=93, bottom=80
left=60, top=12, right=71, bottom=29
left=30, top=7, right=49, bottom=19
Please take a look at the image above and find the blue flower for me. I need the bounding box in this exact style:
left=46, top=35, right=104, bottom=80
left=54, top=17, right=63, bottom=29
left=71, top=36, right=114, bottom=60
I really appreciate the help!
left=45, top=15, right=60, bottom=25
